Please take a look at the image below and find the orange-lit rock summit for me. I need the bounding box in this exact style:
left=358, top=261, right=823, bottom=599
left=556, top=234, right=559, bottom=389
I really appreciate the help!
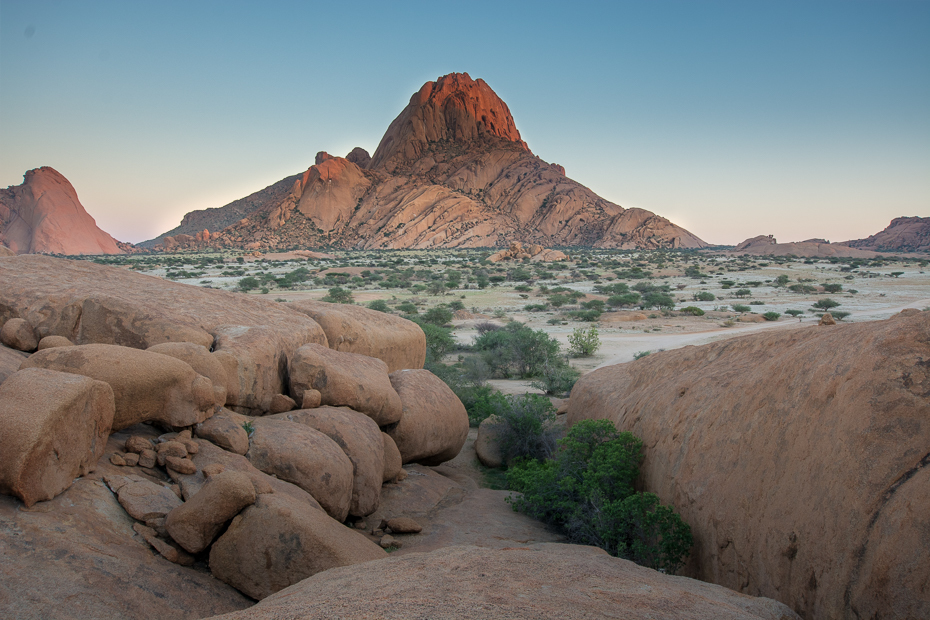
left=0, top=167, right=124, bottom=255
left=146, top=73, right=707, bottom=251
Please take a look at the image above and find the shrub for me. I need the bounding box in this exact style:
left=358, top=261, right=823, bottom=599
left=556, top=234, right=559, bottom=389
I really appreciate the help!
left=367, top=299, right=390, bottom=312
left=813, top=298, right=840, bottom=310
left=822, top=283, right=843, bottom=293
left=238, top=276, right=259, bottom=291
left=641, top=292, right=675, bottom=310
left=409, top=318, right=456, bottom=363
left=734, top=288, right=752, bottom=298
left=529, top=360, right=579, bottom=397
left=568, top=309, right=602, bottom=322
left=762, top=312, right=781, bottom=321
left=422, top=305, right=453, bottom=326
left=678, top=306, right=705, bottom=316
left=731, top=304, right=751, bottom=313
left=607, top=293, right=641, bottom=307
left=448, top=300, right=465, bottom=311
left=473, top=322, right=562, bottom=378
left=785, top=309, right=804, bottom=317
left=397, top=301, right=418, bottom=314
left=693, top=291, right=715, bottom=302
left=633, top=350, right=651, bottom=360
left=461, top=386, right=508, bottom=427
left=568, top=325, right=601, bottom=357
left=507, top=419, right=691, bottom=573
left=493, top=394, right=560, bottom=463
left=322, top=287, right=354, bottom=304
left=830, top=310, right=851, bottom=321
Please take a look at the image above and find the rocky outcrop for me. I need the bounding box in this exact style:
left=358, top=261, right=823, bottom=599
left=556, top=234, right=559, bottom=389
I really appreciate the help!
left=0, top=167, right=124, bottom=255
left=487, top=241, right=568, bottom=263
left=288, top=343, right=403, bottom=426
left=21, top=344, right=217, bottom=430
left=0, top=368, right=114, bottom=506
left=345, top=146, right=371, bottom=168
left=206, top=543, right=799, bottom=620
left=732, top=234, right=878, bottom=258
left=840, top=216, right=930, bottom=252
left=165, top=470, right=256, bottom=553
left=209, top=493, right=387, bottom=600
left=149, top=73, right=706, bottom=251
left=567, top=310, right=930, bottom=619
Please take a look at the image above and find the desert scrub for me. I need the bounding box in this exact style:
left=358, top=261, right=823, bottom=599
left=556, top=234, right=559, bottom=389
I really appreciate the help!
left=567, top=324, right=601, bottom=357
left=507, top=419, right=692, bottom=573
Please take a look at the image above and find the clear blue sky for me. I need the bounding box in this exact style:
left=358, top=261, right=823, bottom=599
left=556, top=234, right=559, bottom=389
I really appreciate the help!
left=1, top=0, right=927, bottom=245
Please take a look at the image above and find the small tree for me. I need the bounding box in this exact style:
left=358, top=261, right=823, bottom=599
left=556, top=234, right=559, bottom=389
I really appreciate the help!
left=322, top=287, right=354, bottom=304
left=568, top=324, right=601, bottom=357
left=762, top=312, right=781, bottom=321
left=785, top=309, right=804, bottom=317
left=734, top=288, right=752, bottom=298
left=813, top=298, right=840, bottom=311
left=367, top=299, right=390, bottom=313
left=238, top=276, right=259, bottom=292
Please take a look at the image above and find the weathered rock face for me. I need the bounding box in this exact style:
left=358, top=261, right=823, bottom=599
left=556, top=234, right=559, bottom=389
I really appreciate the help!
left=165, top=470, right=256, bottom=553
left=288, top=343, right=403, bottom=426
left=205, top=543, right=799, bottom=620
left=147, top=341, right=229, bottom=407
left=345, top=146, right=371, bottom=168
left=0, top=255, right=329, bottom=413
left=840, top=216, right=930, bottom=252
left=487, top=240, right=568, bottom=263
left=21, top=344, right=216, bottom=430
left=288, top=300, right=426, bottom=372
left=209, top=493, right=387, bottom=601
left=0, top=167, right=124, bottom=255
left=0, top=344, right=28, bottom=385
left=146, top=73, right=706, bottom=251
left=0, top=368, right=114, bottom=506
left=387, top=369, right=469, bottom=466
left=270, top=407, right=384, bottom=517
left=567, top=310, right=930, bottom=620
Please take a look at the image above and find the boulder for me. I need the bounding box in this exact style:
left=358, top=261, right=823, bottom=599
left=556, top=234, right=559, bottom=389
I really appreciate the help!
left=105, top=474, right=183, bottom=522
left=147, top=341, right=229, bottom=407
left=819, top=312, right=836, bottom=326
left=268, top=394, right=296, bottom=414
left=165, top=470, right=256, bottom=553
left=288, top=343, right=402, bottom=426
left=0, top=344, right=28, bottom=385
left=475, top=415, right=505, bottom=468
left=37, top=335, right=74, bottom=350
left=270, top=406, right=384, bottom=517
left=385, top=517, right=422, bottom=534
left=177, top=439, right=322, bottom=513
left=0, top=368, right=114, bottom=506
left=382, top=432, right=403, bottom=482
left=247, top=419, right=353, bottom=521
left=0, top=318, right=37, bottom=351
left=213, top=324, right=326, bottom=414
left=209, top=493, right=387, bottom=600
left=205, top=543, right=798, bottom=620
left=288, top=301, right=426, bottom=372
left=567, top=311, right=930, bottom=619
left=301, top=388, right=322, bottom=408
left=195, top=410, right=250, bottom=455
left=386, top=369, right=469, bottom=465
left=20, top=343, right=216, bottom=430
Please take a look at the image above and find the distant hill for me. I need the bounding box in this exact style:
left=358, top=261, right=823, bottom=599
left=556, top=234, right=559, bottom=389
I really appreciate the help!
left=147, top=72, right=707, bottom=252
left=731, top=235, right=878, bottom=258
left=0, top=167, right=125, bottom=255
left=838, top=217, right=930, bottom=253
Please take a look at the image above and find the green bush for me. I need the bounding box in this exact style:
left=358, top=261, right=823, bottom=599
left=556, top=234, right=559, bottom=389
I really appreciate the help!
left=493, top=394, right=559, bottom=463
left=473, top=322, right=562, bottom=378
left=529, top=360, right=579, bottom=397
left=322, top=287, right=354, bottom=304
left=568, top=324, right=601, bottom=357
left=678, top=306, right=705, bottom=316
left=607, top=293, right=641, bottom=307
left=507, top=419, right=691, bottom=573
left=731, top=304, right=751, bottom=313
left=367, top=299, right=390, bottom=312
left=641, top=292, right=675, bottom=310
left=813, top=298, right=840, bottom=310
left=693, top=291, right=715, bottom=302
left=785, top=309, right=804, bottom=317
left=409, top=318, right=456, bottom=363
left=762, top=312, right=781, bottom=321
left=238, top=276, right=259, bottom=291
left=397, top=301, right=418, bottom=314
left=830, top=310, right=851, bottom=321
left=422, top=305, right=454, bottom=326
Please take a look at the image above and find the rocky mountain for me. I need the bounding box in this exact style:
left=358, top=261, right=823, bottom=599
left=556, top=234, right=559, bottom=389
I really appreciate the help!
left=731, top=234, right=878, bottom=258
left=0, top=167, right=126, bottom=255
left=839, top=216, right=930, bottom=252
left=146, top=73, right=707, bottom=251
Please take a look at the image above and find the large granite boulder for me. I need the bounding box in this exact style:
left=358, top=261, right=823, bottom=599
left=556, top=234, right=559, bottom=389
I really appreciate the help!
left=20, top=344, right=215, bottom=430
left=567, top=310, right=930, bottom=620
left=270, top=406, right=384, bottom=517
left=288, top=343, right=402, bottom=426
left=147, top=341, right=230, bottom=408
left=387, top=369, right=469, bottom=466
left=0, top=368, right=114, bottom=506
left=288, top=300, right=426, bottom=371
left=247, top=418, right=353, bottom=521
left=209, top=493, right=387, bottom=600
left=165, top=470, right=256, bottom=553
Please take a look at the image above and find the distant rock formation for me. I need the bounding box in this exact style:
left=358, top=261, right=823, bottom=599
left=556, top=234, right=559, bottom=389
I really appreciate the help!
left=732, top=234, right=877, bottom=258
left=0, top=167, right=124, bottom=255
left=839, top=216, right=930, bottom=253
left=148, top=73, right=707, bottom=252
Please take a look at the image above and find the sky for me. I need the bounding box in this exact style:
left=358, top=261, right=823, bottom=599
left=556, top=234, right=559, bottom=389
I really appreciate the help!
left=1, top=0, right=928, bottom=246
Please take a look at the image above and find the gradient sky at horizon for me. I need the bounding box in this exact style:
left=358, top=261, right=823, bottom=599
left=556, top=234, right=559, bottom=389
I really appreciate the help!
left=1, top=0, right=928, bottom=245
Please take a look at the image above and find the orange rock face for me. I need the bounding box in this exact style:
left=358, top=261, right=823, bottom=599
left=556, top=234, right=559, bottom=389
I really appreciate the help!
left=0, top=167, right=123, bottom=255
left=147, top=73, right=707, bottom=252
left=732, top=234, right=879, bottom=258
left=841, top=216, right=930, bottom=252
left=567, top=311, right=930, bottom=619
